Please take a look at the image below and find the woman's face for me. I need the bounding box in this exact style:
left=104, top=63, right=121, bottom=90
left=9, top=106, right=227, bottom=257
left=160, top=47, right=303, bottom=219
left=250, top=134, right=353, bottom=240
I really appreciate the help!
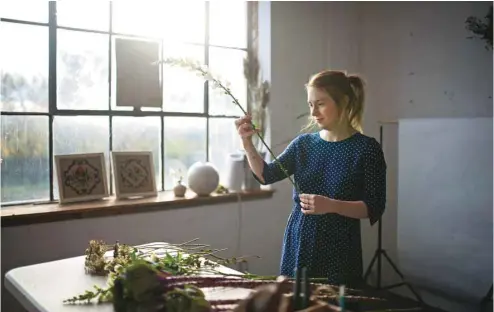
left=307, top=87, right=340, bottom=130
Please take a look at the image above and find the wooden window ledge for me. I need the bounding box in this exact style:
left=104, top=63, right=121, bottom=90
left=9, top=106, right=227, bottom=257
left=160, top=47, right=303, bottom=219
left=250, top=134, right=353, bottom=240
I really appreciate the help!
left=1, top=189, right=275, bottom=227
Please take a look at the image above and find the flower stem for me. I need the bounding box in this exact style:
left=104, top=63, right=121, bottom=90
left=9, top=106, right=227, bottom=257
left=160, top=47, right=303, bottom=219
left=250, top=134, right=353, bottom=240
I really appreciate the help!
left=157, top=58, right=300, bottom=193
left=220, top=86, right=299, bottom=193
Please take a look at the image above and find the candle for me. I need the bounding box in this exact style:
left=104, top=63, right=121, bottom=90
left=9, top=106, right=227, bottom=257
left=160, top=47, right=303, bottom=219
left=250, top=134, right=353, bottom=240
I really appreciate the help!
left=339, top=285, right=345, bottom=312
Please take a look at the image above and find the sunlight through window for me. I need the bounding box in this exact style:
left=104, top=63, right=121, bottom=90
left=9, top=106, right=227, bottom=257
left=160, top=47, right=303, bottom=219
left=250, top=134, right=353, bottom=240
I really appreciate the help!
left=0, top=1, right=251, bottom=204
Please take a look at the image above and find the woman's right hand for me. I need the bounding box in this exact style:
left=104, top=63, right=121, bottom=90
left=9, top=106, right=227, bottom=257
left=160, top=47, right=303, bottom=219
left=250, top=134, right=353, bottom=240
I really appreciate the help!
left=235, top=115, right=259, bottom=140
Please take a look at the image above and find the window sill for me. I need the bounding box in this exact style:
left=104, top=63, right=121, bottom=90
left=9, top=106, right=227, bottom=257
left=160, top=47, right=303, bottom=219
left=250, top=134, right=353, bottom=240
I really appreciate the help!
left=1, top=189, right=275, bottom=228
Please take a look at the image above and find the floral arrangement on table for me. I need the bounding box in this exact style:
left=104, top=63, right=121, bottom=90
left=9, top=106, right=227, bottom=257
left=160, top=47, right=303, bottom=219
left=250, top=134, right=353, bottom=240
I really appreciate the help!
left=64, top=239, right=385, bottom=311
left=154, top=57, right=300, bottom=194
left=66, top=239, right=257, bottom=304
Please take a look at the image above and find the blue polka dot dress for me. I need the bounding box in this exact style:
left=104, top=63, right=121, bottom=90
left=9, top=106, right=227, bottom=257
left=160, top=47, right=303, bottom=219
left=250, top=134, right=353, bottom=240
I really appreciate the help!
left=254, top=132, right=387, bottom=287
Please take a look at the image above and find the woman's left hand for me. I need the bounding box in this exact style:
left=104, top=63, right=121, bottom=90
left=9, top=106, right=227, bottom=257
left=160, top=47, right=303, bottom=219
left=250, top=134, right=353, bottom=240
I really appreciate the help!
left=299, top=194, right=338, bottom=215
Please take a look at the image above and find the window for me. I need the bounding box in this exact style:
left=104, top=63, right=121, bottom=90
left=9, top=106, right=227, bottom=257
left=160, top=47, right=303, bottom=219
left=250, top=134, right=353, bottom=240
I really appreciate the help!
left=1, top=2, right=251, bottom=205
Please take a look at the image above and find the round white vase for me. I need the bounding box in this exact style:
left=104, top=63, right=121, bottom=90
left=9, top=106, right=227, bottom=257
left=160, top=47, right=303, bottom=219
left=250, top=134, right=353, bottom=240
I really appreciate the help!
left=187, top=162, right=220, bottom=196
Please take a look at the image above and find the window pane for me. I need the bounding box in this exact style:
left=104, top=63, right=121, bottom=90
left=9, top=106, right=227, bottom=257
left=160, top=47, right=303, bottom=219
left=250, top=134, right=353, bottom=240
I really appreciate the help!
left=113, top=2, right=205, bottom=44
left=0, top=1, right=48, bottom=23
left=161, top=2, right=205, bottom=44
left=1, top=23, right=48, bottom=112
left=208, top=47, right=247, bottom=116
left=1, top=116, right=49, bottom=203
left=163, top=117, right=206, bottom=190
left=209, top=1, right=247, bottom=48
left=57, top=30, right=109, bottom=110
left=163, top=44, right=204, bottom=113
left=53, top=116, right=110, bottom=199
left=208, top=117, right=242, bottom=186
left=112, top=117, right=162, bottom=191
left=57, top=0, right=110, bottom=31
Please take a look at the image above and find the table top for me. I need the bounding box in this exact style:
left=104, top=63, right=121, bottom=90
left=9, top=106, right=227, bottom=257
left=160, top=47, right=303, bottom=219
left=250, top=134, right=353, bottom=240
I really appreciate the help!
left=5, top=243, right=253, bottom=312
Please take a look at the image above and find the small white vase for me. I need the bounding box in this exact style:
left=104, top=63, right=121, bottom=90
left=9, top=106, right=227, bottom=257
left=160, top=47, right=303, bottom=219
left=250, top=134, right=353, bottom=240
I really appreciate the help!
left=187, top=162, right=220, bottom=196
left=173, top=181, right=187, bottom=197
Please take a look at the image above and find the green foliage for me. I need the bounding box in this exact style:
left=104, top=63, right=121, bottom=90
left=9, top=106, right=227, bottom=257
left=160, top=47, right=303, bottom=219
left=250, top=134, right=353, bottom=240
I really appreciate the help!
left=163, top=285, right=211, bottom=312
left=466, top=5, right=493, bottom=50
left=63, top=285, right=113, bottom=305
left=121, top=260, right=161, bottom=303
left=64, top=239, right=259, bottom=305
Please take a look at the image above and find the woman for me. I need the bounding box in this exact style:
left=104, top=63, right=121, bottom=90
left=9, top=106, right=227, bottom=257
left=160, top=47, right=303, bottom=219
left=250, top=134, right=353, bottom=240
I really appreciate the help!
left=235, top=70, right=387, bottom=287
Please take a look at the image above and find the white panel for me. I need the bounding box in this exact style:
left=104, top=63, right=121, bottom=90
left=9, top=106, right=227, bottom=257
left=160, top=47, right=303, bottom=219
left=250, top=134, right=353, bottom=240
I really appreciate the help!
left=115, top=37, right=162, bottom=108
left=397, top=118, right=493, bottom=307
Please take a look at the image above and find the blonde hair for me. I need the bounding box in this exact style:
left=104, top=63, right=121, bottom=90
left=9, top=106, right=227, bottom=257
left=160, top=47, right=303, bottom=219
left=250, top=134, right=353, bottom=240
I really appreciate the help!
left=302, top=70, right=366, bottom=133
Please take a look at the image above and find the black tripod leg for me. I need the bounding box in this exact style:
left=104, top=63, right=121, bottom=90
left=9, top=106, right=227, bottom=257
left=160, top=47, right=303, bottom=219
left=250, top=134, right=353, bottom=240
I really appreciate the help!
left=381, top=251, right=404, bottom=279
left=381, top=250, right=424, bottom=304
left=481, top=285, right=492, bottom=304
left=364, top=250, right=379, bottom=280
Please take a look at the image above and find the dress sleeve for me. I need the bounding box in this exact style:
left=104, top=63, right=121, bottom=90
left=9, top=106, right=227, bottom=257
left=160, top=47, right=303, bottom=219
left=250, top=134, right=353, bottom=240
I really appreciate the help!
left=362, top=138, right=387, bottom=226
left=252, top=135, right=300, bottom=185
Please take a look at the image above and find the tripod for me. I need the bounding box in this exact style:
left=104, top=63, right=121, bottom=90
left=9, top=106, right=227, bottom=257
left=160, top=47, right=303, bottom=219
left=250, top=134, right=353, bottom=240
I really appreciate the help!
left=363, top=122, right=424, bottom=304
left=480, top=285, right=492, bottom=311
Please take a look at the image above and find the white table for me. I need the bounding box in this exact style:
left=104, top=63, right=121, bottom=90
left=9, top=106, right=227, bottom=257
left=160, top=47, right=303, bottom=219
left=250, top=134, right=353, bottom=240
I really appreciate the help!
left=5, top=243, right=253, bottom=312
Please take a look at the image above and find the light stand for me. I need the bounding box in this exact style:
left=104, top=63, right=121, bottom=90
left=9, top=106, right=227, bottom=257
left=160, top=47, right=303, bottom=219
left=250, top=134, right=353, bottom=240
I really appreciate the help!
left=363, top=122, right=424, bottom=304
left=480, top=285, right=492, bottom=311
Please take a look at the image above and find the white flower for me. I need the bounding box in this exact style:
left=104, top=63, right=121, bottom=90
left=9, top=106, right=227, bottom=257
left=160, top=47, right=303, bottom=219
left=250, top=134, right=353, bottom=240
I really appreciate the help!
left=203, top=72, right=214, bottom=81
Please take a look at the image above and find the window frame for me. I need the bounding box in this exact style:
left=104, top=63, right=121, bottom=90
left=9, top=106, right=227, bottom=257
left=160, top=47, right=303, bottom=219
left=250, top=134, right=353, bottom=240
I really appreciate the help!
left=0, top=2, right=254, bottom=207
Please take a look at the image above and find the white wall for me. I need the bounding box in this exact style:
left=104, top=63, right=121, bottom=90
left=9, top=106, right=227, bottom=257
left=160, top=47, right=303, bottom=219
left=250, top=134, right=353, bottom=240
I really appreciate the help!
left=361, top=1, right=492, bottom=121
left=2, top=2, right=492, bottom=311
left=397, top=117, right=492, bottom=312
left=360, top=1, right=493, bottom=311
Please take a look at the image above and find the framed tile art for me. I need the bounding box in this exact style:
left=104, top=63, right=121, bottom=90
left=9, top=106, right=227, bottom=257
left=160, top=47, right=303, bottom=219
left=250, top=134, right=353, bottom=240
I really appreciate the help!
left=111, top=151, right=157, bottom=199
left=54, top=153, right=109, bottom=204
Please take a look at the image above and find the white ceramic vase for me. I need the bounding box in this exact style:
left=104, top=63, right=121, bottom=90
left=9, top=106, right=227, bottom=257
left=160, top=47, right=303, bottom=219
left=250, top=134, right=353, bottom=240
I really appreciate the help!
left=225, top=152, right=245, bottom=192
left=187, top=162, right=220, bottom=196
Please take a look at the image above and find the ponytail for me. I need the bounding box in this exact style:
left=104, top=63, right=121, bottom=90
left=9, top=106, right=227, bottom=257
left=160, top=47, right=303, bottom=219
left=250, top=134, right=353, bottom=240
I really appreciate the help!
left=347, top=75, right=365, bottom=133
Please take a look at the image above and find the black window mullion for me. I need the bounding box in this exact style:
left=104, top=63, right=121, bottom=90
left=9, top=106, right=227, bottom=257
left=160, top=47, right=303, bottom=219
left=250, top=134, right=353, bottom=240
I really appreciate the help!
left=48, top=1, right=57, bottom=201
left=0, top=18, right=48, bottom=26
left=204, top=1, right=210, bottom=162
